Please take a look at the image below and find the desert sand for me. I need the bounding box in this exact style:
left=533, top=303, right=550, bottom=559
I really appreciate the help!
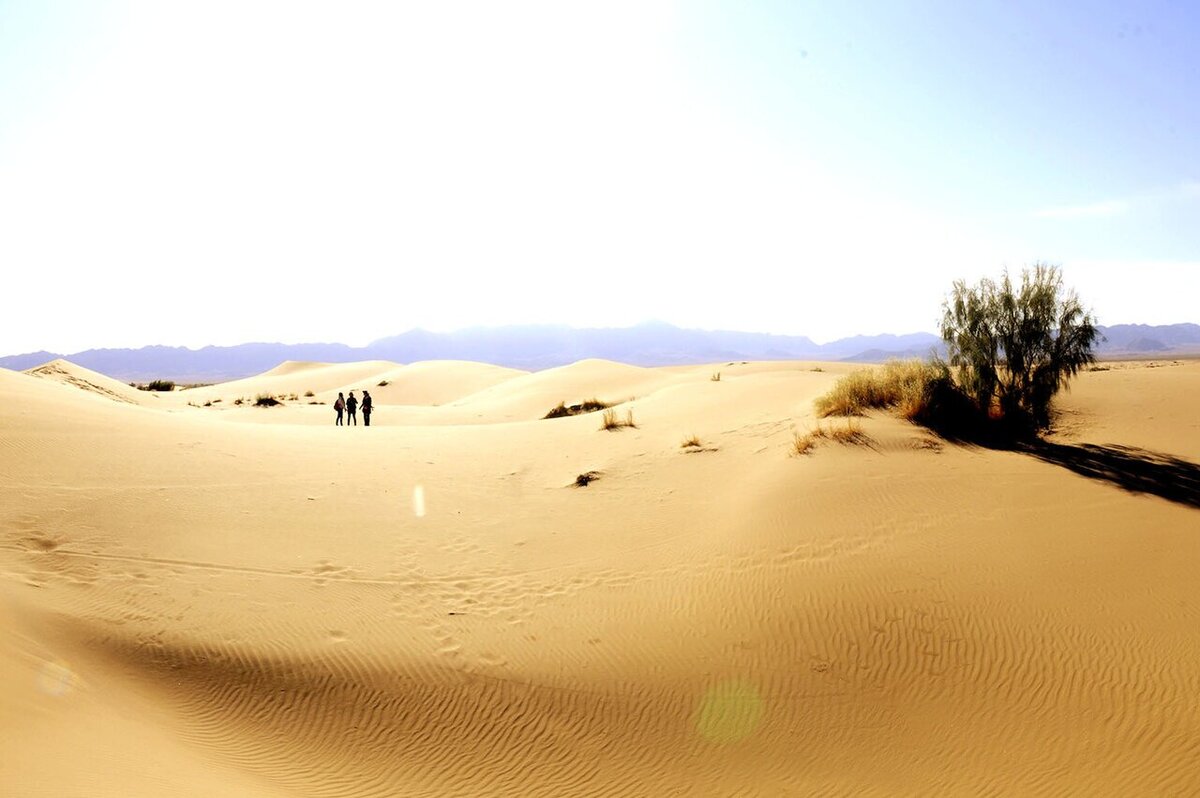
left=2, top=356, right=1199, bottom=795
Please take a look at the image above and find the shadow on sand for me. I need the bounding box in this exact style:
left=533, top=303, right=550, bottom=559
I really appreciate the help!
left=1019, top=441, right=1200, bottom=510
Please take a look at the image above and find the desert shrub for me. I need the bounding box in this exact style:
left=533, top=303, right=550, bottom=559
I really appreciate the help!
left=378, top=380, right=389, bottom=387
left=211, top=398, right=221, bottom=403
left=304, top=390, right=315, bottom=397
left=941, top=264, right=1098, bottom=430
left=545, top=398, right=610, bottom=419
left=203, top=400, right=212, bottom=407
left=574, top=471, right=601, bottom=487
left=711, top=372, right=721, bottom=382
left=254, top=394, right=281, bottom=407
left=287, top=393, right=299, bottom=401
left=233, top=397, right=244, bottom=406
left=145, top=379, right=175, bottom=391
left=600, top=407, right=637, bottom=430
left=681, top=435, right=702, bottom=449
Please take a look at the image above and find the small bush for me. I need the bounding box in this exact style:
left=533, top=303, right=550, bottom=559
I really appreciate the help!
left=574, top=471, right=601, bottom=487
left=203, top=401, right=212, bottom=407
left=211, top=398, right=221, bottom=403
left=545, top=398, right=610, bottom=419
left=378, top=380, right=390, bottom=387
left=711, top=372, right=721, bottom=382
left=304, top=390, right=315, bottom=397
left=254, top=394, right=281, bottom=407
left=681, top=435, right=702, bottom=449
left=233, top=397, right=244, bottom=406
left=600, top=408, right=637, bottom=431
left=145, top=379, right=175, bottom=392
left=286, top=393, right=299, bottom=401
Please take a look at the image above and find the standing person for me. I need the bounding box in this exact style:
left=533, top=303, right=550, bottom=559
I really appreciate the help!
left=346, top=391, right=358, bottom=426
left=361, top=390, right=373, bottom=427
left=334, top=392, right=345, bottom=426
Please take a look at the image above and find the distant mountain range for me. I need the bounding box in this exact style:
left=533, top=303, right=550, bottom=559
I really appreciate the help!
left=2, top=322, right=1197, bottom=383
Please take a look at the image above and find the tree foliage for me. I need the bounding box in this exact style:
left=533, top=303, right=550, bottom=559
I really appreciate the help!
left=940, top=264, right=1099, bottom=430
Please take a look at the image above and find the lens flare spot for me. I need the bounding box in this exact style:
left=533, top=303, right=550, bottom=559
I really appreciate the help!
left=413, top=485, right=426, bottom=518
left=695, top=679, right=763, bottom=744
left=37, top=660, right=76, bottom=697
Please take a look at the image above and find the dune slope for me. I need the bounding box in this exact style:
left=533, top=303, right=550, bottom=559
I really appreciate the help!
left=1, top=359, right=1199, bottom=795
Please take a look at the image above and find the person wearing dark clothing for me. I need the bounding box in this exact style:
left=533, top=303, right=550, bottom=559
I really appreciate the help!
left=346, top=391, right=358, bottom=426
left=334, top=392, right=345, bottom=426
left=361, top=390, right=373, bottom=426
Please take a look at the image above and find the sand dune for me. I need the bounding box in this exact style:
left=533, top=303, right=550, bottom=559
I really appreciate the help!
left=24, top=358, right=161, bottom=406
left=2, top=358, right=1199, bottom=795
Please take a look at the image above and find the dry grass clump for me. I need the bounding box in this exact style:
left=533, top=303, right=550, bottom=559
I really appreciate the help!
left=254, top=393, right=282, bottom=407
left=814, top=359, right=947, bottom=419
left=600, top=407, right=637, bottom=431
left=791, top=431, right=818, bottom=456
left=681, top=435, right=702, bottom=449
left=711, top=372, right=721, bottom=382
left=545, top=398, right=610, bottom=419
left=304, top=390, right=315, bottom=397
left=792, top=418, right=869, bottom=456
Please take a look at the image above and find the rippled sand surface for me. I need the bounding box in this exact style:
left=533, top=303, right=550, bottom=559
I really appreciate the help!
left=3, top=357, right=1199, bottom=795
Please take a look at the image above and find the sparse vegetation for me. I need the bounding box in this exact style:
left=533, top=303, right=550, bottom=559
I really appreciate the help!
left=600, top=407, right=637, bottom=431
left=812, top=265, right=1099, bottom=439
left=792, top=431, right=817, bottom=456
left=286, top=393, right=299, bottom=401
left=711, top=372, right=721, bottom=382
left=254, top=394, right=281, bottom=407
left=211, top=398, right=221, bottom=403
left=681, top=435, right=702, bottom=449
left=574, top=471, right=601, bottom=487
left=203, top=401, right=213, bottom=407
left=143, top=379, right=175, bottom=392
left=304, top=390, right=315, bottom=397
left=233, top=397, right=245, bottom=406
left=792, top=419, right=870, bottom=456
left=545, top=398, right=610, bottom=419
left=378, top=380, right=390, bottom=387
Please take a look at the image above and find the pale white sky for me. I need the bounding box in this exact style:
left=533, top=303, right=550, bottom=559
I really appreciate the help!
left=1, top=1, right=1197, bottom=354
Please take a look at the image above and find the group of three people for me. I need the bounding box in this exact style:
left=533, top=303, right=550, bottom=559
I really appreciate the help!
left=333, top=390, right=372, bottom=426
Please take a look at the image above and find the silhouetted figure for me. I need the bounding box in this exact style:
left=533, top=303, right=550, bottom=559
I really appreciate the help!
left=334, top=392, right=345, bottom=426
left=361, top=390, right=373, bottom=426
left=346, top=391, right=358, bottom=426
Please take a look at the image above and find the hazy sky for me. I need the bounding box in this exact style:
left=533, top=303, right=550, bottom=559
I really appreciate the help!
left=1, top=1, right=1197, bottom=354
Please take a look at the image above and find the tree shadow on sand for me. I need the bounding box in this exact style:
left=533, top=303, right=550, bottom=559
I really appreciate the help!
left=1017, top=441, right=1200, bottom=510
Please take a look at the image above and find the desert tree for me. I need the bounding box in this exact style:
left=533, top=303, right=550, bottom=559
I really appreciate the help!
left=940, top=264, right=1099, bottom=430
